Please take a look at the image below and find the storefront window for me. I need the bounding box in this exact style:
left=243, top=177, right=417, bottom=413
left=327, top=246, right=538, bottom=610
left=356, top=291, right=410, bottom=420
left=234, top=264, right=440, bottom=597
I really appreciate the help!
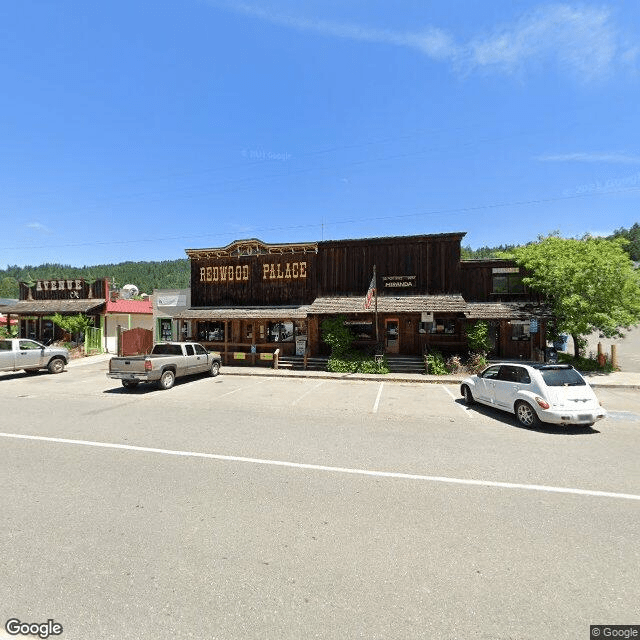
left=197, top=321, right=225, bottom=342
left=429, top=319, right=456, bottom=334
left=493, top=273, right=525, bottom=294
left=345, top=321, right=374, bottom=340
left=511, top=321, right=530, bottom=341
left=267, top=321, right=294, bottom=342
left=160, top=318, right=173, bottom=341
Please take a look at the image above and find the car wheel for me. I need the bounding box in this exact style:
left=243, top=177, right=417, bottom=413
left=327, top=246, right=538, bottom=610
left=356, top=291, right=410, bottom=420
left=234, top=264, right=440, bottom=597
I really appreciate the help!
left=515, top=401, right=539, bottom=427
left=157, top=370, right=175, bottom=390
left=210, top=361, right=220, bottom=377
left=461, top=385, right=475, bottom=405
left=48, top=358, right=65, bottom=374
left=122, top=380, right=139, bottom=389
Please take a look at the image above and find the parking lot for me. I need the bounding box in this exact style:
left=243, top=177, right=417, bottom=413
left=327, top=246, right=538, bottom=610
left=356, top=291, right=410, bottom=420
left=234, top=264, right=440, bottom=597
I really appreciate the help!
left=1, top=361, right=639, bottom=640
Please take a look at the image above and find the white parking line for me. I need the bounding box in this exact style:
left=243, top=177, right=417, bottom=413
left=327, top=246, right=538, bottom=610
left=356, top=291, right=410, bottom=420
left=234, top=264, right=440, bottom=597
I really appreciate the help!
left=218, top=387, right=244, bottom=398
left=372, top=383, right=384, bottom=413
left=211, top=378, right=268, bottom=398
left=1, top=431, right=638, bottom=502
left=291, top=380, right=325, bottom=406
left=442, top=385, right=472, bottom=417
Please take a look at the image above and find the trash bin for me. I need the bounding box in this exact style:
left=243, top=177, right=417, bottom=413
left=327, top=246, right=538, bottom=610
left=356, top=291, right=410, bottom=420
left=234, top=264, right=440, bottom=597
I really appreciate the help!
left=553, top=335, right=568, bottom=351
left=545, top=347, right=558, bottom=363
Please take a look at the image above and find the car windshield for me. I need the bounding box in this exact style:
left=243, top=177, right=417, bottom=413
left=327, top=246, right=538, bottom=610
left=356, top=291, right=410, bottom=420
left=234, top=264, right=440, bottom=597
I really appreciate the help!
left=540, top=367, right=586, bottom=387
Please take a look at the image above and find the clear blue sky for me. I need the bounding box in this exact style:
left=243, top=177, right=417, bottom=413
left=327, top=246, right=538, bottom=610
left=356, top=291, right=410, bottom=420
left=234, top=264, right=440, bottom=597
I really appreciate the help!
left=2, top=0, right=639, bottom=268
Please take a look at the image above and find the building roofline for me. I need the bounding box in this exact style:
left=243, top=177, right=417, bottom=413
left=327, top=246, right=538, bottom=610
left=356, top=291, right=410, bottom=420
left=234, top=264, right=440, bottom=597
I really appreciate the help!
left=318, top=232, right=467, bottom=246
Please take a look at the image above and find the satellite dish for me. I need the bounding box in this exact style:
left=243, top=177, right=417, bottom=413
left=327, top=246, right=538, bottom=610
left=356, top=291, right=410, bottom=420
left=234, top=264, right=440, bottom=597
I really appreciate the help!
left=121, top=284, right=139, bottom=299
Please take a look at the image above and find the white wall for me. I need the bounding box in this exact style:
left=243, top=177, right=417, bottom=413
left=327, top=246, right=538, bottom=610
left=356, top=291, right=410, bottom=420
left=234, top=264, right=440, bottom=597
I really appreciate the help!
left=103, top=314, right=154, bottom=353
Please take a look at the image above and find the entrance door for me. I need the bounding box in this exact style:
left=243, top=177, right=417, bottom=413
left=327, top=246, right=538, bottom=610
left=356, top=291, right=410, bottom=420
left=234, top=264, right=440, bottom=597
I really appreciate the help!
left=385, top=319, right=400, bottom=354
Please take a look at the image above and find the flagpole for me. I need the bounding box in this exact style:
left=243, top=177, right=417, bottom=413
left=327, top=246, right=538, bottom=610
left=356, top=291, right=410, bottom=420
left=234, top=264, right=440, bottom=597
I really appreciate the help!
left=374, top=265, right=379, bottom=343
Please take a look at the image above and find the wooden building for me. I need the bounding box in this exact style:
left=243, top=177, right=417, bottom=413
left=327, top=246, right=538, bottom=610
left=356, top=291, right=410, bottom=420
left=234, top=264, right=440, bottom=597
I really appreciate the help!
left=176, top=234, right=548, bottom=365
left=4, top=278, right=153, bottom=354
left=6, top=278, right=108, bottom=343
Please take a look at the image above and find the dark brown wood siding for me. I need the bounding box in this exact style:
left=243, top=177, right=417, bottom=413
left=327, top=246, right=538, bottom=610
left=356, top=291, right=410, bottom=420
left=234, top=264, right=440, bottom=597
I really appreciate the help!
left=316, top=234, right=464, bottom=296
left=19, top=277, right=108, bottom=301
left=191, top=254, right=317, bottom=307
left=460, top=260, right=540, bottom=302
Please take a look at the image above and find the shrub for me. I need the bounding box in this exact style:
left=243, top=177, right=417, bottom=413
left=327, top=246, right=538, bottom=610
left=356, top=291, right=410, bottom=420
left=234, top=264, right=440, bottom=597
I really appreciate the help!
left=322, top=314, right=389, bottom=374
left=0, top=324, right=18, bottom=339
left=328, top=352, right=390, bottom=374
left=466, top=352, right=488, bottom=374
left=558, top=352, right=617, bottom=373
left=426, top=350, right=448, bottom=375
left=445, top=355, right=465, bottom=374
left=466, top=321, right=492, bottom=354
left=321, top=315, right=354, bottom=358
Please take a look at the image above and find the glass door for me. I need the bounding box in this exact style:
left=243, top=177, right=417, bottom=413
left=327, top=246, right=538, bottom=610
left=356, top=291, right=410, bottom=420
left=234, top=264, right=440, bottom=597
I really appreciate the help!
left=385, top=319, right=399, bottom=354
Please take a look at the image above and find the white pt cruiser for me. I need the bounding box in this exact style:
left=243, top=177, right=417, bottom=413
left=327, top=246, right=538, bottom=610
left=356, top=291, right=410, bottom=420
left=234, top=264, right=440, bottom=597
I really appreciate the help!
left=460, top=363, right=607, bottom=428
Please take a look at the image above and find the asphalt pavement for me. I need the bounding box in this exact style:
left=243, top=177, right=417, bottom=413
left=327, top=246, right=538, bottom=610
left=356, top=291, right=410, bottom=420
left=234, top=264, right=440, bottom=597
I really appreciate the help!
left=2, top=358, right=639, bottom=640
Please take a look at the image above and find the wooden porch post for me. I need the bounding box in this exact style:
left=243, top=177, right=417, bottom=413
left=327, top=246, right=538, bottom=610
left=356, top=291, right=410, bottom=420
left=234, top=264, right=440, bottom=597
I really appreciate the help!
left=224, top=320, right=229, bottom=365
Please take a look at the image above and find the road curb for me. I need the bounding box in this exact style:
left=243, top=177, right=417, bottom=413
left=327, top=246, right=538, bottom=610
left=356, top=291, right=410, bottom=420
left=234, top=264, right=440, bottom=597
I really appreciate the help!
left=66, top=356, right=640, bottom=388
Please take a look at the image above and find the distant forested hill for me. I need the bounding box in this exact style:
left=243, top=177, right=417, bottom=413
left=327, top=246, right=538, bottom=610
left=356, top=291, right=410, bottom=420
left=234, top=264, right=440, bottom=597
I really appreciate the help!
left=609, top=222, right=640, bottom=261
left=0, top=260, right=190, bottom=298
left=461, top=244, right=516, bottom=259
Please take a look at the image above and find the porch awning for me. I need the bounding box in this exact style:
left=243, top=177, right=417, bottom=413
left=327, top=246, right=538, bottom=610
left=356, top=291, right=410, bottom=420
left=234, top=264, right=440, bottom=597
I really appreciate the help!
left=174, top=306, right=310, bottom=320
left=8, top=299, right=106, bottom=315
left=464, top=302, right=551, bottom=320
left=307, top=295, right=468, bottom=314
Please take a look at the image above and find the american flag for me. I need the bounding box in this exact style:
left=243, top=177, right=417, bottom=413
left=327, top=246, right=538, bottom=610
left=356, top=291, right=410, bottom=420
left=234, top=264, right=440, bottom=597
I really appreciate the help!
left=364, top=273, right=376, bottom=310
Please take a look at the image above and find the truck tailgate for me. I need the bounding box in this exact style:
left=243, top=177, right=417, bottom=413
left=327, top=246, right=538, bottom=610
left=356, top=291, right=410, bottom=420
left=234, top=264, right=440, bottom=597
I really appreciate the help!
left=109, top=357, right=148, bottom=374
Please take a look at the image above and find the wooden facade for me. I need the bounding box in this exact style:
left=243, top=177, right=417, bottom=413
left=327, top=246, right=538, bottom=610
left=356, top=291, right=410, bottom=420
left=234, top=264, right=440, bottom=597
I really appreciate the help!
left=10, top=278, right=109, bottom=343
left=179, top=234, right=549, bottom=365
left=188, top=240, right=317, bottom=307
left=315, top=233, right=463, bottom=296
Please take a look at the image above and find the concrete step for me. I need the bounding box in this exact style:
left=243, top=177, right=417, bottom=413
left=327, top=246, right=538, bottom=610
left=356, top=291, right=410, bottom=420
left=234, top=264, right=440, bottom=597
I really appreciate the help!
left=385, top=356, right=426, bottom=374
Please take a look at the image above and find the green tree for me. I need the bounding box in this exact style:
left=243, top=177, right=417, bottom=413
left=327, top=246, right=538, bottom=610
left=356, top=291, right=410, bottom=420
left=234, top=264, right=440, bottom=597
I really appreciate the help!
left=509, top=235, right=640, bottom=357
left=0, top=323, right=18, bottom=338
left=0, top=276, right=18, bottom=298
left=51, top=313, right=94, bottom=345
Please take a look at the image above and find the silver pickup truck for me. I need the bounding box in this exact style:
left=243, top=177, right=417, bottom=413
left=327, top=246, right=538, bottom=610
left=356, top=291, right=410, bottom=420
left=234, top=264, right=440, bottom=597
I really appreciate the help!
left=107, top=342, right=222, bottom=390
left=0, top=339, right=69, bottom=374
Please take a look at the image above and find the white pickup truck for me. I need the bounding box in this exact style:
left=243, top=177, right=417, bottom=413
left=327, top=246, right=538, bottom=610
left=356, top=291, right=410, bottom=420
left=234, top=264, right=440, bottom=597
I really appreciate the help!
left=0, top=339, right=69, bottom=374
left=107, top=342, right=222, bottom=390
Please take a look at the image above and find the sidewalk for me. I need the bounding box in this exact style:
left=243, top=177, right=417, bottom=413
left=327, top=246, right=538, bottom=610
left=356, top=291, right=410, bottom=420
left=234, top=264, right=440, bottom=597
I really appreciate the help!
left=71, top=353, right=640, bottom=389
